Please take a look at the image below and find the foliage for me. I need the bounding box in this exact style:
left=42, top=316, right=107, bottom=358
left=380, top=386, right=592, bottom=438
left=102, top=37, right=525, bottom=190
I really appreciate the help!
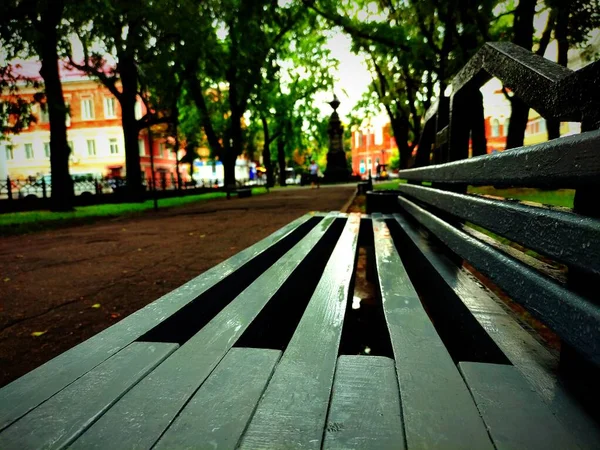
left=250, top=13, right=337, bottom=185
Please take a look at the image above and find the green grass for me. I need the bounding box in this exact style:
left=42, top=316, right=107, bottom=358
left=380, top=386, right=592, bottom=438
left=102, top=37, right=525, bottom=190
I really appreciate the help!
left=468, top=186, right=575, bottom=208
left=374, top=179, right=574, bottom=208
left=373, top=179, right=407, bottom=190
left=0, top=187, right=268, bottom=235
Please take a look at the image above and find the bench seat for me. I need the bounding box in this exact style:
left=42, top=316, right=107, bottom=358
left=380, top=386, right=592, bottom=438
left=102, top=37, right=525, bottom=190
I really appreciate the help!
left=1, top=212, right=595, bottom=449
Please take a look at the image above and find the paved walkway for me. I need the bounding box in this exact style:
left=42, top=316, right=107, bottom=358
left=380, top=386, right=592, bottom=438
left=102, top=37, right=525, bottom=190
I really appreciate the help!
left=0, top=185, right=355, bottom=387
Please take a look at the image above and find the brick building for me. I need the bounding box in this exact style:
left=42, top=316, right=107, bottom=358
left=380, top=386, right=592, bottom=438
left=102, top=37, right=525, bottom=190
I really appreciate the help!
left=0, top=60, right=180, bottom=182
left=350, top=122, right=396, bottom=178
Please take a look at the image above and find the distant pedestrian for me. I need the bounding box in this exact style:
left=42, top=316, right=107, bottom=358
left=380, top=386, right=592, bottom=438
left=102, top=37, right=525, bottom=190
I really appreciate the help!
left=309, top=160, right=320, bottom=189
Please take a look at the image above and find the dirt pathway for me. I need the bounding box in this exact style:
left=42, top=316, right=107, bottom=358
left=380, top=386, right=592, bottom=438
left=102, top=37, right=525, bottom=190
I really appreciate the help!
left=0, top=185, right=355, bottom=387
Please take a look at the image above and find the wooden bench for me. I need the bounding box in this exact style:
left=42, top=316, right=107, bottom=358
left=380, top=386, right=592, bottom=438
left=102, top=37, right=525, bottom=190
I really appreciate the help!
left=1, top=42, right=599, bottom=449
left=0, top=210, right=597, bottom=449
left=225, top=183, right=252, bottom=198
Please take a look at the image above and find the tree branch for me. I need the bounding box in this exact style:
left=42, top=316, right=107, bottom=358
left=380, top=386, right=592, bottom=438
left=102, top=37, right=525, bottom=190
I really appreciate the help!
left=302, top=0, right=410, bottom=51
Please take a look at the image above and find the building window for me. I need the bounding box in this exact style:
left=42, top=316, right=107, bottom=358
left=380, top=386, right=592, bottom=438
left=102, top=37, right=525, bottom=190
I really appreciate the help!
left=68, top=140, right=75, bottom=153
left=40, top=105, right=50, bottom=123
left=159, top=142, right=166, bottom=158
left=81, top=97, right=94, bottom=120
left=25, top=143, right=34, bottom=159
left=375, top=127, right=384, bottom=145
left=138, top=139, right=146, bottom=156
left=109, top=138, right=119, bottom=154
left=87, top=139, right=96, bottom=156
left=354, top=132, right=360, bottom=147
left=5, top=145, right=14, bottom=160
left=359, top=159, right=365, bottom=174
left=65, top=102, right=71, bottom=127
left=503, top=119, right=510, bottom=136
left=491, top=119, right=500, bottom=137
left=104, top=97, right=117, bottom=118
left=539, top=118, right=547, bottom=133
left=135, top=101, right=143, bottom=120
left=44, top=142, right=50, bottom=158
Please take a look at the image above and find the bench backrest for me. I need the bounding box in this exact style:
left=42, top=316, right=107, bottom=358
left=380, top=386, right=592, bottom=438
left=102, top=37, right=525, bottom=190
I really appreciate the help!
left=394, top=42, right=600, bottom=372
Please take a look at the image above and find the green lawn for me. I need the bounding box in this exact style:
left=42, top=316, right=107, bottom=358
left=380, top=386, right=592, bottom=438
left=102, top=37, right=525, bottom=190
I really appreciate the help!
left=373, top=179, right=407, bottom=190
left=467, top=186, right=574, bottom=208
left=374, top=179, right=574, bottom=208
left=0, top=188, right=267, bottom=235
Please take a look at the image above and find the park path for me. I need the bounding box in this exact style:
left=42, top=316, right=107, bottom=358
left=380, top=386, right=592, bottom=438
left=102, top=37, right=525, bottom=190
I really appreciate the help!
left=0, top=185, right=355, bottom=387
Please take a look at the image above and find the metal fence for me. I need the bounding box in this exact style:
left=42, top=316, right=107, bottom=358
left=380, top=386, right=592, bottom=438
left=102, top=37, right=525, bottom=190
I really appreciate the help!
left=0, top=174, right=268, bottom=202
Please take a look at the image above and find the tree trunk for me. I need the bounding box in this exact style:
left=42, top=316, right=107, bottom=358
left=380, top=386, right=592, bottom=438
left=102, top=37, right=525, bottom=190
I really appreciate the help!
left=506, top=0, right=536, bottom=150
left=226, top=87, right=243, bottom=189
left=277, top=138, right=286, bottom=186
left=261, top=116, right=274, bottom=187
left=471, top=90, right=487, bottom=156
left=546, top=3, right=570, bottom=140
left=119, top=56, right=143, bottom=201
left=38, top=8, right=74, bottom=212
left=389, top=114, right=411, bottom=169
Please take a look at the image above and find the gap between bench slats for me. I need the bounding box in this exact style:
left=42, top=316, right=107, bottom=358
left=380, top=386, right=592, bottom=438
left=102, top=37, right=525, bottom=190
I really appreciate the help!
left=0, top=342, right=177, bottom=450
left=322, top=355, right=404, bottom=450
left=396, top=196, right=600, bottom=366
left=68, top=214, right=341, bottom=450
left=154, top=348, right=281, bottom=450
left=237, top=214, right=360, bottom=450
left=372, top=216, right=494, bottom=449
left=0, top=213, right=316, bottom=432
left=396, top=183, right=600, bottom=276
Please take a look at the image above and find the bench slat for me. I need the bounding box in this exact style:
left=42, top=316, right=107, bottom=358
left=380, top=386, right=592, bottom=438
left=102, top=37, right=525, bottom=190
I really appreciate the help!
left=0, top=213, right=315, bottom=432
left=238, top=214, right=360, bottom=449
left=397, top=183, right=600, bottom=276
left=373, top=217, right=494, bottom=449
left=397, top=129, right=600, bottom=189
left=459, top=362, right=579, bottom=449
left=0, top=342, right=177, bottom=450
left=396, top=197, right=600, bottom=366
left=391, top=212, right=600, bottom=449
left=154, top=348, right=281, bottom=450
left=322, top=355, right=404, bottom=450
left=69, top=214, right=339, bottom=450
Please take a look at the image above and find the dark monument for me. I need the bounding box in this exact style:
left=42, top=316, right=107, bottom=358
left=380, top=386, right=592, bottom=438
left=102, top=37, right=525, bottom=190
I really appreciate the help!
left=324, top=94, right=349, bottom=182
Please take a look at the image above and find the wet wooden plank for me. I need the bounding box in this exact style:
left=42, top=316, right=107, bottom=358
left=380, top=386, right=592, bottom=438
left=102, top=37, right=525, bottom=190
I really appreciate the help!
left=373, top=217, right=493, bottom=449
left=397, top=129, right=600, bottom=189
left=238, top=215, right=360, bottom=450
left=322, top=355, right=404, bottom=450
left=397, top=183, right=600, bottom=276
left=154, top=348, right=281, bottom=450
left=0, top=342, right=177, bottom=450
left=0, top=213, right=316, bottom=432
left=459, top=362, right=580, bottom=450
left=391, top=212, right=600, bottom=448
left=396, top=197, right=600, bottom=366
left=68, top=215, right=339, bottom=450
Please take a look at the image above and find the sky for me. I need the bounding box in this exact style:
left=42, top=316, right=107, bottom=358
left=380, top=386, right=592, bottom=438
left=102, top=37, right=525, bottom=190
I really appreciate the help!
left=314, top=30, right=388, bottom=126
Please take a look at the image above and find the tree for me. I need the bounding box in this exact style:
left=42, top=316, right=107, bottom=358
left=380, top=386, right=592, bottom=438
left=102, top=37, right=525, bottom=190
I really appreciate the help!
left=504, top=0, right=537, bottom=150
left=0, top=0, right=75, bottom=211
left=67, top=0, right=178, bottom=200
left=177, top=0, right=305, bottom=190
left=305, top=0, right=498, bottom=166
left=251, top=17, right=336, bottom=186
